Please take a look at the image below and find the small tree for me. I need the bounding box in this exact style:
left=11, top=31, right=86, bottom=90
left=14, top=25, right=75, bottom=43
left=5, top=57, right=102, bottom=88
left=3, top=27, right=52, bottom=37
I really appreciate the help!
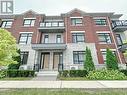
left=106, top=48, right=118, bottom=70
left=84, top=47, right=95, bottom=71
left=8, top=49, right=21, bottom=70
left=0, top=28, right=18, bottom=66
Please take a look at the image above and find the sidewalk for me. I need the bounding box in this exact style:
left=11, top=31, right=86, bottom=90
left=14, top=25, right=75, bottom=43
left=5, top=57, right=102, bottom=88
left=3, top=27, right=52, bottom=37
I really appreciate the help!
left=0, top=81, right=127, bottom=88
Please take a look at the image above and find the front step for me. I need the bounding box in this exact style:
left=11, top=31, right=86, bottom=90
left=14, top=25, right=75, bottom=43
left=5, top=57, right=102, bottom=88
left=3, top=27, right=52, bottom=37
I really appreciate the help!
left=37, top=71, right=58, bottom=77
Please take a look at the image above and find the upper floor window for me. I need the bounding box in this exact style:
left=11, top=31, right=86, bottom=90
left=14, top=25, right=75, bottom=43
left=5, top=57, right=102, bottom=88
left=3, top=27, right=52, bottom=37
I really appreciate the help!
left=73, top=51, right=85, bottom=64
left=44, top=35, right=49, bottom=43
left=94, top=19, right=107, bottom=25
left=20, top=52, right=29, bottom=65
left=71, top=18, right=83, bottom=26
left=23, top=19, right=35, bottom=27
left=98, top=33, right=112, bottom=44
left=72, top=33, right=85, bottom=43
left=56, top=35, right=61, bottom=43
left=116, top=34, right=123, bottom=46
left=1, top=20, right=13, bottom=28
left=19, top=33, right=32, bottom=44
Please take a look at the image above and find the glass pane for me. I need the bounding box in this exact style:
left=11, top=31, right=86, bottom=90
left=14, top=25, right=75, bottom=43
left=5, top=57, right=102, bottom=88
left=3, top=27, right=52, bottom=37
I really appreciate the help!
left=59, top=22, right=64, bottom=26
left=76, top=18, right=82, bottom=25
left=71, top=19, right=75, bottom=25
left=77, top=35, right=84, bottom=42
left=72, top=36, right=77, bottom=43
left=31, top=20, right=35, bottom=26
left=20, top=36, right=27, bottom=42
left=52, top=22, right=58, bottom=27
left=24, top=20, right=31, bottom=25
left=1, top=22, right=6, bottom=28
left=27, top=37, right=32, bottom=44
left=46, top=22, right=51, bottom=27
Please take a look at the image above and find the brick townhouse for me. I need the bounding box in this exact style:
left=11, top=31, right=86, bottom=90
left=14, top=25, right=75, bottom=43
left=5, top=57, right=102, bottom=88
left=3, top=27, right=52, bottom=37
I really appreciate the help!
left=0, top=8, right=127, bottom=71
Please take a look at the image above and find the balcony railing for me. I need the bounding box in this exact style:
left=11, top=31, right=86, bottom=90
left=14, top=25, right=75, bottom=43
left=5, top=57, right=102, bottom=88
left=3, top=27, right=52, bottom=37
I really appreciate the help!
left=112, top=20, right=127, bottom=31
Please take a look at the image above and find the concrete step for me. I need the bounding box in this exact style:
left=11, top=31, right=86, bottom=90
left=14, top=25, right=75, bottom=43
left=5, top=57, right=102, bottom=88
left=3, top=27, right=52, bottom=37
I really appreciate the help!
left=37, top=71, right=58, bottom=77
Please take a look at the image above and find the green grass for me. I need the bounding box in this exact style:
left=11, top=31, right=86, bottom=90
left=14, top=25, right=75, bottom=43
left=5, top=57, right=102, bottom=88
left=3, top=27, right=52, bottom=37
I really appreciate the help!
left=0, top=77, right=33, bottom=81
left=0, top=89, right=127, bottom=95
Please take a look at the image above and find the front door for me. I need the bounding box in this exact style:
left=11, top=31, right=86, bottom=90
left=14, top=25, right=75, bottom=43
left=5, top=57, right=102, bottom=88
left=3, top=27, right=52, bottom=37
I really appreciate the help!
left=53, top=52, right=63, bottom=70
left=41, top=53, right=50, bottom=70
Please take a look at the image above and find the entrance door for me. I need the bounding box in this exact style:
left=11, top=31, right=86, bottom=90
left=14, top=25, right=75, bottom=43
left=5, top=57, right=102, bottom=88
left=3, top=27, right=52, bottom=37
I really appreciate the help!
left=53, top=52, right=63, bottom=70
left=41, top=53, right=50, bottom=70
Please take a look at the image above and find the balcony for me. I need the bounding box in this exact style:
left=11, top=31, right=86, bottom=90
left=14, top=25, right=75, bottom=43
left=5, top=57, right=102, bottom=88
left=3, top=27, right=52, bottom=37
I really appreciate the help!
left=112, top=20, right=127, bottom=32
left=38, top=21, right=65, bottom=32
left=31, top=43, right=67, bottom=50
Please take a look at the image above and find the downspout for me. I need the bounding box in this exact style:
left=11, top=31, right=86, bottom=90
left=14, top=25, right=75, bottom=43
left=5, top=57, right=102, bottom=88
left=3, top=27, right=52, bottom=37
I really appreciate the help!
left=107, top=17, right=122, bottom=64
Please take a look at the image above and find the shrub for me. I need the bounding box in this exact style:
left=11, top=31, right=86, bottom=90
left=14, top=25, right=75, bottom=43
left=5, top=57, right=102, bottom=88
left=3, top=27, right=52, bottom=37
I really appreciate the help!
left=120, top=70, right=127, bottom=76
left=84, top=47, right=95, bottom=71
left=7, top=70, right=35, bottom=77
left=60, top=70, right=88, bottom=77
left=0, top=70, right=7, bottom=79
left=87, top=69, right=126, bottom=80
left=106, top=48, right=118, bottom=70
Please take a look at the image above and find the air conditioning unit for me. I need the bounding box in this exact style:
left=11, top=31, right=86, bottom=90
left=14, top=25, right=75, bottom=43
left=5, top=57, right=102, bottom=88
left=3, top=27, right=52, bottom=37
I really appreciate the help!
left=19, top=65, right=27, bottom=70
left=70, top=66, right=78, bottom=70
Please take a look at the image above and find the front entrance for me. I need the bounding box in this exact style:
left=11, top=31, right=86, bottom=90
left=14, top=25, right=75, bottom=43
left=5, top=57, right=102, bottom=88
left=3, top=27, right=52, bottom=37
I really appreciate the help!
left=40, top=52, right=63, bottom=70
left=40, top=53, right=50, bottom=70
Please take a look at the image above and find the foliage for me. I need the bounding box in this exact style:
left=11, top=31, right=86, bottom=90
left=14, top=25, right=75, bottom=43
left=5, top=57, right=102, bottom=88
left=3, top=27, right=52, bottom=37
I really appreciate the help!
left=84, top=47, right=95, bottom=71
left=0, top=28, right=18, bottom=66
left=86, top=69, right=126, bottom=80
left=120, top=70, right=127, bottom=76
left=0, top=70, right=7, bottom=79
left=60, top=70, right=88, bottom=77
left=8, top=49, right=21, bottom=70
left=106, top=48, right=118, bottom=70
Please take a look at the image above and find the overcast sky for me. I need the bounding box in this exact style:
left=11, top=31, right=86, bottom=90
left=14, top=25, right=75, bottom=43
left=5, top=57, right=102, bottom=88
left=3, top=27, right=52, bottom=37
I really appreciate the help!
left=14, top=0, right=127, bottom=19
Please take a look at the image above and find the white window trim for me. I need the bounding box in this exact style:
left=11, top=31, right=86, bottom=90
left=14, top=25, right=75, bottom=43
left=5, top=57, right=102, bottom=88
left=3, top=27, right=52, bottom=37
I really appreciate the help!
left=70, top=17, right=83, bottom=19
left=24, top=18, right=36, bottom=20
left=100, top=49, right=116, bottom=51
left=96, top=31, right=110, bottom=33
left=19, top=32, right=33, bottom=34
left=93, top=17, right=107, bottom=19
left=71, top=31, right=85, bottom=33
left=2, top=19, right=14, bottom=21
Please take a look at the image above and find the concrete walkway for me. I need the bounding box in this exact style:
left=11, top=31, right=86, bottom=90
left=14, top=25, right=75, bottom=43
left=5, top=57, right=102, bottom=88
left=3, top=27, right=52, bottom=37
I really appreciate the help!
left=0, top=81, right=127, bottom=88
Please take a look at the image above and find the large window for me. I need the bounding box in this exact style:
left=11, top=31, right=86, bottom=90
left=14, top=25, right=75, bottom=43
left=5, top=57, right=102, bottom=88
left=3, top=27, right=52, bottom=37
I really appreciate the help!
left=19, top=33, right=32, bottom=44
left=23, top=19, right=35, bottom=27
left=1, top=21, right=13, bottom=28
left=56, top=35, right=61, bottom=43
left=116, top=34, right=123, bottom=46
left=44, top=35, right=49, bottom=43
left=71, top=18, right=83, bottom=26
left=94, top=19, right=107, bottom=25
left=98, top=33, right=112, bottom=43
left=73, top=51, right=85, bottom=64
left=72, top=33, right=85, bottom=43
left=20, top=52, right=29, bottom=65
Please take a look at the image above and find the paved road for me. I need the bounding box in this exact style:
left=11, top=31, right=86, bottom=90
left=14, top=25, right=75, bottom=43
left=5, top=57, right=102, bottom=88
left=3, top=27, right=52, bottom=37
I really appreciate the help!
left=0, top=81, right=127, bottom=88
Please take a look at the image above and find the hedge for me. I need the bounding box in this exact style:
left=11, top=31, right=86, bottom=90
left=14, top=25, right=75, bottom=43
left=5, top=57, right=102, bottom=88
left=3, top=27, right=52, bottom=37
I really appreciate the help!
left=120, top=70, right=127, bottom=76
left=60, top=70, right=88, bottom=77
left=0, top=70, right=35, bottom=78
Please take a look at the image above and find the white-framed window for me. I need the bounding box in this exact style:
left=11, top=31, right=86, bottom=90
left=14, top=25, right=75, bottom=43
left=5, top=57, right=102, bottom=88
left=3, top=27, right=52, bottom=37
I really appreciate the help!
left=56, top=35, right=61, bottom=43
left=98, top=33, right=112, bottom=44
left=94, top=19, right=107, bottom=25
left=72, top=33, right=85, bottom=43
left=1, top=20, right=13, bottom=28
left=116, top=34, right=123, bottom=46
left=23, top=19, right=35, bottom=27
left=71, top=18, right=83, bottom=26
left=19, top=33, right=32, bottom=44
left=44, top=35, right=49, bottom=43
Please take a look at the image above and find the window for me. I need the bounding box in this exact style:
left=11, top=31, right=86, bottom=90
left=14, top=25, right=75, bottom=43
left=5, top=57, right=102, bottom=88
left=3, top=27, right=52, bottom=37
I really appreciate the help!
left=98, top=33, right=112, bottom=43
left=1, top=21, right=13, bottom=28
left=116, top=34, right=123, bottom=46
left=52, top=22, right=58, bottom=27
left=94, top=19, right=107, bottom=25
left=44, top=35, right=49, bottom=43
left=59, top=22, right=64, bottom=27
left=23, top=19, right=35, bottom=26
left=19, top=33, right=32, bottom=44
left=71, top=18, right=83, bottom=26
left=56, top=35, right=61, bottom=43
left=101, top=51, right=116, bottom=63
left=45, top=22, right=51, bottom=27
left=20, top=52, right=29, bottom=65
left=72, top=33, right=85, bottom=43
left=73, top=51, right=85, bottom=64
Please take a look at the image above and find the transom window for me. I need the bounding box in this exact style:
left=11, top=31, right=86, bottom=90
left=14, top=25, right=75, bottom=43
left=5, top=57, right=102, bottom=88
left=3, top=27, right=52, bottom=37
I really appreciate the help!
left=56, top=35, right=61, bottom=43
left=116, top=34, right=123, bottom=46
left=20, top=52, right=29, bottom=65
left=19, top=33, right=32, bottom=44
left=1, top=20, right=13, bottom=28
left=44, top=35, right=49, bottom=43
left=94, top=19, right=107, bottom=25
left=71, top=18, right=83, bottom=26
left=72, top=33, right=85, bottom=43
left=23, top=19, right=35, bottom=26
left=73, top=51, right=85, bottom=64
left=98, top=33, right=112, bottom=43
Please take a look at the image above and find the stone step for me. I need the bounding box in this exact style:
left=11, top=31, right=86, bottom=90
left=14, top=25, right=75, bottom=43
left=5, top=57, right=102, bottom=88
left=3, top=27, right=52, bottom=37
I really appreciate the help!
left=37, top=71, right=58, bottom=77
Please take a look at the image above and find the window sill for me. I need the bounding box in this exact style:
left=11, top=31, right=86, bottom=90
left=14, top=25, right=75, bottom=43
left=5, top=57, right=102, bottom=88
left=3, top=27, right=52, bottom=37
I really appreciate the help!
left=98, top=42, right=114, bottom=44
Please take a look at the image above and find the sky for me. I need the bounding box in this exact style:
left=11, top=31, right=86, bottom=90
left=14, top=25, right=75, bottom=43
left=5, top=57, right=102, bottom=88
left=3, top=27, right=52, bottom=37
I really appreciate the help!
left=14, top=0, right=127, bottom=19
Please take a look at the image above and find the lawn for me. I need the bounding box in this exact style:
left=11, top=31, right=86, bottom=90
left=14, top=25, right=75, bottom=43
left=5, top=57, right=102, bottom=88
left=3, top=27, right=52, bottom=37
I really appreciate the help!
left=0, top=89, right=127, bottom=95
left=0, top=77, right=33, bottom=81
